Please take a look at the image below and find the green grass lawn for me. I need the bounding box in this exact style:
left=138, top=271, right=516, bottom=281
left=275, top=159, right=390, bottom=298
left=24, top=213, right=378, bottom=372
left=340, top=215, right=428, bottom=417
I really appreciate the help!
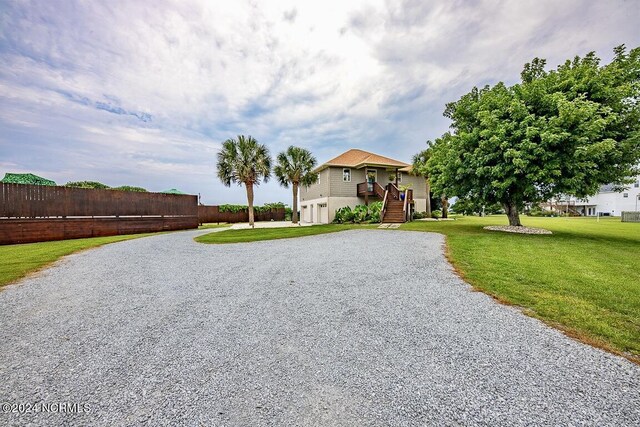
left=198, top=223, right=231, bottom=229
left=0, top=234, right=150, bottom=288
left=195, top=224, right=376, bottom=244
left=401, top=216, right=640, bottom=361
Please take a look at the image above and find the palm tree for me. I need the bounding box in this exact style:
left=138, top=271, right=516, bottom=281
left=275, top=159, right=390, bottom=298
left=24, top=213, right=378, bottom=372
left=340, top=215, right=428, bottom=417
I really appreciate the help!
left=412, top=148, right=432, bottom=217
left=274, top=146, right=318, bottom=224
left=217, top=135, right=271, bottom=227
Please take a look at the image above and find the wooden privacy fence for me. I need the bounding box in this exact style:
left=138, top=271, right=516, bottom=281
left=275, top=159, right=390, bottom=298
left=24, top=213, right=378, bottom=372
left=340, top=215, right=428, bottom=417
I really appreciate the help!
left=621, top=211, right=640, bottom=223
left=198, top=206, right=286, bottom=223
left=0, top=183, right=198, bottom=244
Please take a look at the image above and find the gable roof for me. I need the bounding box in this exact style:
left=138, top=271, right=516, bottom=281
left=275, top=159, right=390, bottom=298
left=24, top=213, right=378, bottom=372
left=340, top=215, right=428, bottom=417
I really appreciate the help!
left=1, top=173, right=56, bottom=186
left=318, top=149, right=411, bottom=172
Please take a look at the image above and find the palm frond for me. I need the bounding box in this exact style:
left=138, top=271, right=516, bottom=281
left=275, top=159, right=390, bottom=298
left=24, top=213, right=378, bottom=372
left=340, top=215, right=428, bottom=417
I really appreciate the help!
left=412, top=147, right=432, bottom=178
left=216, top=135, right=272, bottom=187
left=274, top=145, right=318, bottom=187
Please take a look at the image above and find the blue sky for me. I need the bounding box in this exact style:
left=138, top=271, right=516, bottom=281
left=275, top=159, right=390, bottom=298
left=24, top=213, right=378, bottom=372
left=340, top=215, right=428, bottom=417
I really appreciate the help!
left=1, top=0, right=638, bottom=205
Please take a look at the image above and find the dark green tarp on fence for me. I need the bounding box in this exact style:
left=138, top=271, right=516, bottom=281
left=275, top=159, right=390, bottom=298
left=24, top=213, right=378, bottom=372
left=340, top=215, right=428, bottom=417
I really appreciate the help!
left=161, top=188, right=186, bottom=194
left=1, top=173, right=56, bottom=186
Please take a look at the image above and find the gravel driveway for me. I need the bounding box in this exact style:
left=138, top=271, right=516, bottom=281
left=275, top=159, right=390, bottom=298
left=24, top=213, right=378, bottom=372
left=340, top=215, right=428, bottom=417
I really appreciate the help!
left=1, top=229, right=638, bottom=426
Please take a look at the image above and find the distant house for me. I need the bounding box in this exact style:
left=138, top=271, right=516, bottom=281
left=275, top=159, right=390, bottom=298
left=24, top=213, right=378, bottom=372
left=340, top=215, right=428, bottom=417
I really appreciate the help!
left=575, top=176, right=640, bottom=216
left=300, top=149, right=428, bottom=223
left=545, top=174, right=640, bottom=216
left=1, top=173, right=56, bottom=186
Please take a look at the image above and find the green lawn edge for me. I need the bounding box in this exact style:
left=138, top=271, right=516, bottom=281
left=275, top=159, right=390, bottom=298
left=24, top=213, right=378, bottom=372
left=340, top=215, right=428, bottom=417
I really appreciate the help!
left=195, top=224, right=376, bottom=244
left=0, top=233, right=152, bottom=288
left=198, top=223, right=232, bottom=230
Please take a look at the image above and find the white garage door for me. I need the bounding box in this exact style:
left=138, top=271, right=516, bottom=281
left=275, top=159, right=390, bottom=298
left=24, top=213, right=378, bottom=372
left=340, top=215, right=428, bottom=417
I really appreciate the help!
left=319, top=203, right=329, bottom=223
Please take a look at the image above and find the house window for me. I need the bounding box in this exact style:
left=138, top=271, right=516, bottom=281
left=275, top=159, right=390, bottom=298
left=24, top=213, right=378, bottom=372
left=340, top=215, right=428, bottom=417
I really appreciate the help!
left=635, top=181, right=639, bottom=188
left=397, top=172, right=402, bottom=183
left=623, top=193, right=629, bottom=198
left=343, top=168, right=351, bottom=182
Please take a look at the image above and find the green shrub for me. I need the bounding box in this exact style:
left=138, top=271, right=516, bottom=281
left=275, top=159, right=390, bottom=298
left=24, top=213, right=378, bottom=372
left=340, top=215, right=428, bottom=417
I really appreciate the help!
left=368, top=201, right=383, bottom=223
left=413, top=211, right=426, bottom=220
left=451, top=198, right=504, bottom=215
left=431, top=209, right=442, bottom=219
left=333, top=206, right=354, bottom=223
left=65, top=181, right=110, bottom=189
left=110, top=185, right=147, bottom=192
left=352, top=205, right=369, bottom=223
left=333, top=203, right=383, bottom=223
left=219, top=203, right=287, bottom=214
left=260, top=202, right=285, bottom=212
left=219, top=204, right=248, bottom=213
left=527, top=207, right=558, bottom=217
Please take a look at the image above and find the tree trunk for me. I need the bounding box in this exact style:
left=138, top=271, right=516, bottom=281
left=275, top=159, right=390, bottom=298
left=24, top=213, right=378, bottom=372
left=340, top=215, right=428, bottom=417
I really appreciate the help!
left=292, top=182, right=299, bottom=224
left=441, top=194, right=448, bottom=219
left=425, top=179, right=431, bottom=216
left=504, top=201, right=522, bottom=226
left=246, top=182, right=255, bottom=228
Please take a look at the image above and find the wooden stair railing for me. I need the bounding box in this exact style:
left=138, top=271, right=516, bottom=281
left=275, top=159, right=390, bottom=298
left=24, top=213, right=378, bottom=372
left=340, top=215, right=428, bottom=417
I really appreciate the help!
left=387, top=183, right=400, bottom=200
left=373, top=182, right=386, bottom=199
left=356, top=182, right=368, bottom=196
left=402, top=189, right=409, bottom=221
left=381, top=189, right=389, bottom=222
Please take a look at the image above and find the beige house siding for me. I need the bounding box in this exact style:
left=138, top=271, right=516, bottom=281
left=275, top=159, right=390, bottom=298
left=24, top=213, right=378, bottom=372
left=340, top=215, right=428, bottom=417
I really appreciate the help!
left=328, top=166, right=420, bottom=197
left=327, top=167, right=364, bottom=197
left=300, top=168, right=330, bottom=201
left=401, top=173, right=428, bottom=199
left=414, top=198, right=427, bottom=213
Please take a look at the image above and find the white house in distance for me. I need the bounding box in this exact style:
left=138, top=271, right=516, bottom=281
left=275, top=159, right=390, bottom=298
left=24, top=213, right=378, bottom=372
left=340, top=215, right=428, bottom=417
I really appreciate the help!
left=547, top=174, right=640, bottom=216
left=300, top=149, right=428, bottom=224
left=574, top=176, right=640, bottom=216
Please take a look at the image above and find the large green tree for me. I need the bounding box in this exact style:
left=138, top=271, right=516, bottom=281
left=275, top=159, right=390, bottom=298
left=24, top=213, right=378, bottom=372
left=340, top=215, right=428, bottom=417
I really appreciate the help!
left=428, top=45, right=640, bottom=226
left=274, top=146, right=318, bottom=224
left=216, top=135, right=272, bottom=227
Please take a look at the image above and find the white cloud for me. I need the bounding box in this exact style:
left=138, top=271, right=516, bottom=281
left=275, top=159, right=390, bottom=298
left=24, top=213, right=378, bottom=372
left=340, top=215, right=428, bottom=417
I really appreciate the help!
left=1, top=0, right=638, bottom=204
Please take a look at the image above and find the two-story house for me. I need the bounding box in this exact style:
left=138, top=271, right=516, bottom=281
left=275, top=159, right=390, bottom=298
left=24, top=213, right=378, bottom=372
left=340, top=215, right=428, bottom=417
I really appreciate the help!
left=542, top=168, right=640, bottom=216
left=572, top=177, right=640, bottom=216
left=300, top=149, right=428, bottom=224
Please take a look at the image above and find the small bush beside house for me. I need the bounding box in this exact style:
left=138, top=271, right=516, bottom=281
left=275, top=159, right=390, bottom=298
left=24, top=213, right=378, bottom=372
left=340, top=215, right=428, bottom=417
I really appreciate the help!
left=333, top=202, right=382, bottom=224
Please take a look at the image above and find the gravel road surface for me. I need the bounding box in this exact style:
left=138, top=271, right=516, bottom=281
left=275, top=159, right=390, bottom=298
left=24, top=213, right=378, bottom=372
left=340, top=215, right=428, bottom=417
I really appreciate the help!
left=1, top=229, right=638, bottom=426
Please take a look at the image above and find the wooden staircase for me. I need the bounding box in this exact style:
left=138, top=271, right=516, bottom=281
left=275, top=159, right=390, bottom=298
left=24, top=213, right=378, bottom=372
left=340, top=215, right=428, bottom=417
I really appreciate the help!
left=382, top=199, right=406, bottom=223
left=381, top=183, right=413, bottom=223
